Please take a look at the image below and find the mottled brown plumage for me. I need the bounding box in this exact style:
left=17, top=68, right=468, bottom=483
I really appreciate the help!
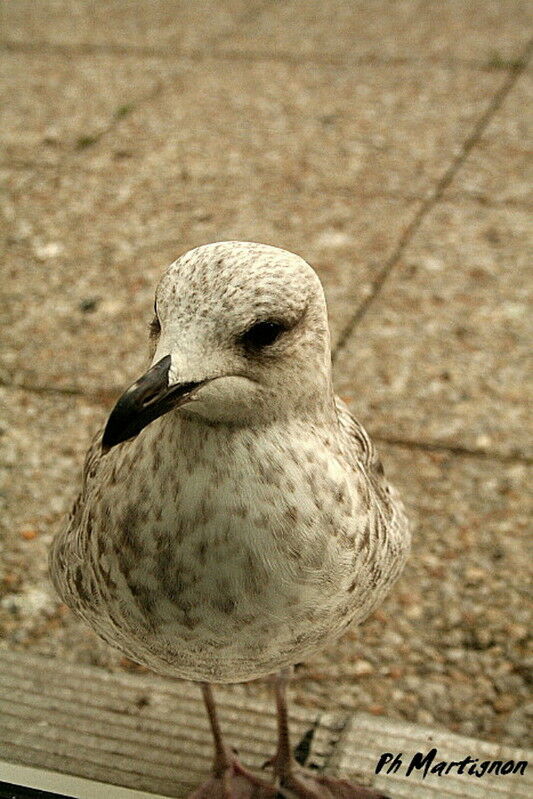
left=50, top=242, right=410, bottom=799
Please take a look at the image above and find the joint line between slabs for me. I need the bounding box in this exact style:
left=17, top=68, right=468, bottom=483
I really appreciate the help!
left=331, top=37, right=533, bottom=362
left=1, top=379, right=531, bottom=464
left=315, top=711, right=354, bottom=775
left=0, top=39, right=527, bottom=73
left=372, top=434, right=533, bottom=465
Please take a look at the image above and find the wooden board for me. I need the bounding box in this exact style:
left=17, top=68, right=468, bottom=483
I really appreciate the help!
left=329, top=713, right=532, bottom=799
left=0, top=649, right=530, bottom=798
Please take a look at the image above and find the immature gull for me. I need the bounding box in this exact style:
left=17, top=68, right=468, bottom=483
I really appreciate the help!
left=50, top=241, right=410, bottom=798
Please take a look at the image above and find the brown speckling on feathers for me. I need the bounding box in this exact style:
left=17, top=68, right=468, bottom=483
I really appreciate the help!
left=49, top=241, right=410, bottom=685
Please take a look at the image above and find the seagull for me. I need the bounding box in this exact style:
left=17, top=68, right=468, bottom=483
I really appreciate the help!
left=50, top=241, right=410, bottom=798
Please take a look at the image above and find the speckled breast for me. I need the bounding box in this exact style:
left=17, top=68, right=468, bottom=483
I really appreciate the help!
left=50, top=423, right=409, bottom=683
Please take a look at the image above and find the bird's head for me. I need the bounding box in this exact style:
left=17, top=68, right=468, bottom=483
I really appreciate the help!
left=102, top=241, right=334, bottom=451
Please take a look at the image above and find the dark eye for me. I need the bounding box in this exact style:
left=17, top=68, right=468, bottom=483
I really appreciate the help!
left=239, top=320, right=286, bottom=351
left=149, top=315, right=161, bottom=338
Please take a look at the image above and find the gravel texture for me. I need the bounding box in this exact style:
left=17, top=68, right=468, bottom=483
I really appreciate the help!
left=334, top=203, right=532, bottom=459
left=2, top=167, right=418, bottom=389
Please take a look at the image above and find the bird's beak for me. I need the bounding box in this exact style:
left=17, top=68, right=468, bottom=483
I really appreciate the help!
left=101, top=355, right=203, bottom=452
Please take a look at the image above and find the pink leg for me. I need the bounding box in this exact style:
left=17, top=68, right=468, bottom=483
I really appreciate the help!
left=266, top=670, right=392, bottom=799
left=186, top=682, right=278, bottom=799
left=201, top=682, right=233, bottom=776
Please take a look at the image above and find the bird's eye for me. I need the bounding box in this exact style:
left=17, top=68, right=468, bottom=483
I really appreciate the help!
left=239, top=320, right=287, bottom=351
left=149, top=315, right=161, bottom=338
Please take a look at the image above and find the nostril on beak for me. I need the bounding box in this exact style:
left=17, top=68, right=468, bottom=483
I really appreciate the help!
left=141, top=390, right=161, bottom=408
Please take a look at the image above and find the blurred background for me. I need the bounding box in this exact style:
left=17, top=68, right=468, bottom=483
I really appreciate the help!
left=1, top=0, right=531, bottom=755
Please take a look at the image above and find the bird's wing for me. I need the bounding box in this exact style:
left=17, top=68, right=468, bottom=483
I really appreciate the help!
left=81, top=427, right=105, bottom=490
left=333, top=395, right=409, bottom=534
left=333, top=395, right=385, bottom=478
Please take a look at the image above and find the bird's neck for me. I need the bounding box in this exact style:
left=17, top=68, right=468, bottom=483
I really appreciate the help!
left=150, top=391, right=340, bottom=463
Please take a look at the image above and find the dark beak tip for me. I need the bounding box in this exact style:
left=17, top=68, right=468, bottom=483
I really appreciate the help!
left=100, top=423, right=117, bottom=454
left=99, top=355, right=201, bottom=454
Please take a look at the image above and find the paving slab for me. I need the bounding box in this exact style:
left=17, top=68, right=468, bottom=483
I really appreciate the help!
left=220, top=0, right=532, bottom=64
left=444, top=71, right=533, bottom=205
left=0, top=53, right=185, bottom=166
left=2, top=0, right=253, bottom=50
left=65, top=59, right=503, bottom=198
left=328, top=712, right=532, bottom=799
left=2, top=166, right=418, bottom=391
left=333, top=202, right=532, bottom=458
left=0, top=389, right=530, bottom=748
